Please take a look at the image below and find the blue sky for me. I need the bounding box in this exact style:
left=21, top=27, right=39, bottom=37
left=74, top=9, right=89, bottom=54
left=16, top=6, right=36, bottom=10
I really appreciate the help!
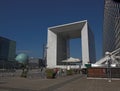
left=0, top=0, right=104, bottom=60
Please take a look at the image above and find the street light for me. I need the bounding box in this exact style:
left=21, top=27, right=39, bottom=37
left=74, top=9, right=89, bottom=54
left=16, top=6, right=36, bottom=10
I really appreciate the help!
left=105, top=52, right=112, bottom=82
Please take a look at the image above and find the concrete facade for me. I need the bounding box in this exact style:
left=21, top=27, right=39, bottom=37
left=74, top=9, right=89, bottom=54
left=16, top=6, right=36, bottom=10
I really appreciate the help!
left=47, top=20, right=96, bottom=68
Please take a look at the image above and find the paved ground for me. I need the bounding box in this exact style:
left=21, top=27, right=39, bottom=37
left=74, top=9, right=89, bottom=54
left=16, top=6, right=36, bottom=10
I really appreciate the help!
left=0, top=74, right=120, bottom=91
left=55, top=77, right=120, bottom=91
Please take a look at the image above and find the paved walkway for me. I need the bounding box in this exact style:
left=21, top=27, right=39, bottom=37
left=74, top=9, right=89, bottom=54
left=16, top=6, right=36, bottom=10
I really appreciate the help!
left=0, top=74, right=120, bottom=91
left=55, top=77, right=120, bottom=91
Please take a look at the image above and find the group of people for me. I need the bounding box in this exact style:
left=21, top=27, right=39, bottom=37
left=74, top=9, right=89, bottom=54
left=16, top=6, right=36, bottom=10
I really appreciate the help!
left=52, top=68, right=68, bottom=78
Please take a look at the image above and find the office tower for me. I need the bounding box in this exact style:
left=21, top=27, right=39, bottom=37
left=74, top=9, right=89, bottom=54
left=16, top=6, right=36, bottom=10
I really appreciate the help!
left=103, top=0, right=120, bottom=55
left=0, top=36, right=16, bottom=68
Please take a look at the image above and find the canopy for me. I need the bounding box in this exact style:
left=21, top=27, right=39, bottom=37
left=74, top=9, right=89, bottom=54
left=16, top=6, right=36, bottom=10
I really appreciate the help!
left=62, top=57, right=80, bottom=63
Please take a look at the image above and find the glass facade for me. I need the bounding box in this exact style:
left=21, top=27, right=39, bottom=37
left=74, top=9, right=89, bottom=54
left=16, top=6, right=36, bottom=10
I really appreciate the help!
left=103, top=0, right=120, bottom=55
left=0, top=36, right=16, bottom=61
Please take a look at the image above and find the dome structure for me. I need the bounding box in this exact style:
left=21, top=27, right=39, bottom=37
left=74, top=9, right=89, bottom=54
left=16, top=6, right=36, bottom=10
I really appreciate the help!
left=15, top=53, right=28, bottom=64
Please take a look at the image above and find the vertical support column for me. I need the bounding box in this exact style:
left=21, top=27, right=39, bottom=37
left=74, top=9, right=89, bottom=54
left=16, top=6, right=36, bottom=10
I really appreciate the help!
left=47, top=30, right=57, bottom=68
left=66, top=38, right=70, bottom=59
left=81, top=22, right=90, bottom=68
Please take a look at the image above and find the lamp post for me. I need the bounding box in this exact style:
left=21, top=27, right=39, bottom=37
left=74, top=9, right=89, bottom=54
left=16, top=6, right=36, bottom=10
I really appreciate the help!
left=105, top=52, right=112, bottom=82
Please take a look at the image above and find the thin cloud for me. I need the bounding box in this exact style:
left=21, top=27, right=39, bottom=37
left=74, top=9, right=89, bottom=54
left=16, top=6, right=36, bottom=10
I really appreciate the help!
left=16, top=50, right=32, bottom=54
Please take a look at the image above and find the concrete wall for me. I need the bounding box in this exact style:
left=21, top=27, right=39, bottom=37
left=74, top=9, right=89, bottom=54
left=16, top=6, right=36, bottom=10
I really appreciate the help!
left=47, top=30, right=57, bottom=68
left=81, top=22, right=90, bottom=68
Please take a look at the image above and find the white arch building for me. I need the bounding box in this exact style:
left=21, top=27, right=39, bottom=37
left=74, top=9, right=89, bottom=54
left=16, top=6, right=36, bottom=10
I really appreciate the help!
left=47, top=20, right=96, bottom=68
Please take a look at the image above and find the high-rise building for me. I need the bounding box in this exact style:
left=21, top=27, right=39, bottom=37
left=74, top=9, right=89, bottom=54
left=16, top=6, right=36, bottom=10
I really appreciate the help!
left=103, top=0, right=120, bottom=55
left=0, top=36, right=16, bottom=68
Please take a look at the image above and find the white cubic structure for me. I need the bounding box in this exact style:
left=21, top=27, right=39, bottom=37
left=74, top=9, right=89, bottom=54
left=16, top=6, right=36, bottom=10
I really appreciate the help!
left=47, top=20, right=96, bottom=68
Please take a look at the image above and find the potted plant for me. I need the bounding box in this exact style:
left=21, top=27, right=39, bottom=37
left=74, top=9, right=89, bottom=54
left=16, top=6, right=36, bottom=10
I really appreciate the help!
left=45, top=69, right=53, bottom=79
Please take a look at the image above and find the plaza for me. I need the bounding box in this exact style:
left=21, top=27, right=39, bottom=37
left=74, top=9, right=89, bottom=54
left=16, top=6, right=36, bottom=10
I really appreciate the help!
left=0, top=74, right=120, bottom=91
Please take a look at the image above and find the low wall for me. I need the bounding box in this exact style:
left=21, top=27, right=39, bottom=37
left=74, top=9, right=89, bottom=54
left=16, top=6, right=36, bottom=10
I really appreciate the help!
left=87, top=67, right=120, bottom=78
